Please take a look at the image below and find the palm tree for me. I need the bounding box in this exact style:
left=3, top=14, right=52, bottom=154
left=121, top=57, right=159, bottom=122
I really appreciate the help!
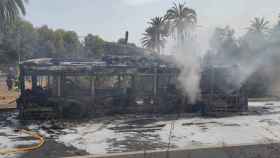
left=248, top=17, right=270, bottom=34
left=141, top=27, right=157, bottom=52
left=0, top=0, right=28, bottom=26
left=141, top=16, right=168, bottom=53
left=165, top=2, right=197, bottom=45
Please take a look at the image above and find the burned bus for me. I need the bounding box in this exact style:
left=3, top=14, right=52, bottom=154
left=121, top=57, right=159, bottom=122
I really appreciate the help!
left=17, top=56, right=248, bottom=119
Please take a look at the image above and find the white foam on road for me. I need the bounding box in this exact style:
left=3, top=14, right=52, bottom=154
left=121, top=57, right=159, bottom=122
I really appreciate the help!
left=58, top=123, right=127, bottom=154
left=0, top=127, right=16, bottom=158
left=0, top=124, right=39, bottom=158
left=55, top=101, right=280, bottom=154
left=158, top=114, right=280, bottom=149
left=158, top=101, right=280, bottom=148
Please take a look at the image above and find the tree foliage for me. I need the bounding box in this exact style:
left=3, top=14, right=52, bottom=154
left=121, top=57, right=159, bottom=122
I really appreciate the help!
left=0, top=0, right=28, bottom=27
left=141, top=16, right=168, bottom=53
left=165, top=2, right=197, bottom=43
left=248, top=17, right=270, bottom=34
left=84, top=34, right=105, bottom=57
left=141, top=27, right=157, bottom=52
left=0, top=18, right=36, bottom=62
left=141, top=1, right=197, bottom=52
left=0, top=19, right=83, bottom=63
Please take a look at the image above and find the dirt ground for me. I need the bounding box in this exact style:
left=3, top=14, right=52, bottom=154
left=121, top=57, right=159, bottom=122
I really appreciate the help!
left=0, top=77, right=18, bottom=109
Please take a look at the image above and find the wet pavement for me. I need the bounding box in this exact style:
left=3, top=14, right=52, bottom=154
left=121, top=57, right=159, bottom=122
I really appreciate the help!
left=0, top=112, right=88, bottom=158
left=1, top=101, right=280, bottom=157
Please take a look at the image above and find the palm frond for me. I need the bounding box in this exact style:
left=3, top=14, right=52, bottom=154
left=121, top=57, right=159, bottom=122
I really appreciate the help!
left=248, top=17, right=270, bottom=34
left=164, top=1, right=197, bottom=42
left=0, top=0, right=27, bottom=26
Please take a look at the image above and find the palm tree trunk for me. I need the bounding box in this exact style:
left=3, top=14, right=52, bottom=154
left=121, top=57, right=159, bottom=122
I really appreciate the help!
left=156, top=33, right=161, bottom=54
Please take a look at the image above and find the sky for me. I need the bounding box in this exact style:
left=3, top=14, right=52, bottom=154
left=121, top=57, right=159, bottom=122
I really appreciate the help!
left=24, top=0, right=280, bottom=46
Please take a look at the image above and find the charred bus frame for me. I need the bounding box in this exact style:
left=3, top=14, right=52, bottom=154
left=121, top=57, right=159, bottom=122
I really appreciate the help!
left=17, top=58, right=248, bottom=119
left=17, top=58, right=180, bottom=119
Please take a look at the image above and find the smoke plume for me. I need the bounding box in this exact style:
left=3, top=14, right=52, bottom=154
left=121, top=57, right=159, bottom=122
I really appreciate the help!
left=165, top=24, right=280, bottom=102
left=164, top=34, right=202, bottom=104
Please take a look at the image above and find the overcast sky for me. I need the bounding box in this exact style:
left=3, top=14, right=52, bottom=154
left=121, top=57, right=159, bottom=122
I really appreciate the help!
left=25, top=0, right=280, bottom=45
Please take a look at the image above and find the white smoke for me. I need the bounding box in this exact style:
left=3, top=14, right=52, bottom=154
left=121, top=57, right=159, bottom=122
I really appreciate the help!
left=163, top=22, right=280, bottom=102
left=205, top=26, right=280, bottom=97
left=164, top=32, right=203, bottom=104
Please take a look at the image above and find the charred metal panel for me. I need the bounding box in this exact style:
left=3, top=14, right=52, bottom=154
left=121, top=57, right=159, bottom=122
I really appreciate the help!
left=17, top=57, right=248, bottom=119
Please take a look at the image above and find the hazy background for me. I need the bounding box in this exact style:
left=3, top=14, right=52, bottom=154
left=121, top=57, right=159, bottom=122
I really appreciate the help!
left=25, top=0, right=280, bottom=46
